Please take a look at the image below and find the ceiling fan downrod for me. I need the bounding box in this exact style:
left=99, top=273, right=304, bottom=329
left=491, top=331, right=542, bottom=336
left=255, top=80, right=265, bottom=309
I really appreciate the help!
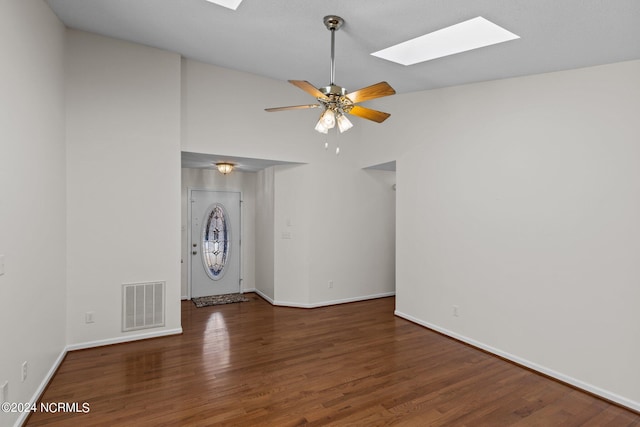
left=324, top=15, right=343, bottom=86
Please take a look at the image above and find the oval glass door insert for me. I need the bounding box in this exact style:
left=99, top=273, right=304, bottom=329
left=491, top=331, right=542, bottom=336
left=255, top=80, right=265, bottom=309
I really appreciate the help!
left=202, top=203, right=230, bottom=280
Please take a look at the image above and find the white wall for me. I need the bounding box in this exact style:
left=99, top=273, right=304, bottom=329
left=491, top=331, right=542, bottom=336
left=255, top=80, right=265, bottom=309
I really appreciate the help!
left=182, top=58, right=397, bottom=308
left=255, top=168, right=275, bottom=300
left=272, top=152, right=396, bottom=307
left=182, top=60, right=320, bottom=162
left=362, top=60, right=640, bottom=409
left=305, top=147, right=396, bottom=305
left=0, top=1, right=66, bottom=426
left=65, top=30, right=182, bottom=346
left=273, top=165, right=312, bottom=305
left=181, top=168, right=256, bottom=297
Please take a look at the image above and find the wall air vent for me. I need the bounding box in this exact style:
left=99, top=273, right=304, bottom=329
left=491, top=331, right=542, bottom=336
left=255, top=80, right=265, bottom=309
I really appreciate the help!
left=122, top=281, right=165, bottom=332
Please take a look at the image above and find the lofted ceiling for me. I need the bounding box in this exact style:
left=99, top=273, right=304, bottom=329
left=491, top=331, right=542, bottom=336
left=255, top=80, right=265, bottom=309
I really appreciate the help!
left=46, top=0, right=640, bottom=95
left=45, top=0, right=640, bottom=171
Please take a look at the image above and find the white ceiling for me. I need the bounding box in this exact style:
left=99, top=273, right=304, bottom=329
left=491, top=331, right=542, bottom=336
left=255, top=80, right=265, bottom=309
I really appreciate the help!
left=45, top=0, right=640, bottom=170
left=46, top=0, right=640, bottom=95
left=181, top=152, right=302, bottom=172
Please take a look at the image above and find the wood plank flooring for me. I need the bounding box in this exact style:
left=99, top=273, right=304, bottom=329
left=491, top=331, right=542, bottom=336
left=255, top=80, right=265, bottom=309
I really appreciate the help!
left=27, top=295, right=639, bottom=426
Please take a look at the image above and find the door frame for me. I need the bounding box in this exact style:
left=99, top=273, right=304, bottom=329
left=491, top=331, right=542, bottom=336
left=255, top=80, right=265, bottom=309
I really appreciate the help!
left=187, top=188, right=243, bottom=300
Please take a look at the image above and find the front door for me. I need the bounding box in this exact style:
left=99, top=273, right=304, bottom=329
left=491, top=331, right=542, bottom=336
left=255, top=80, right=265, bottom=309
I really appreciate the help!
left=190, top=190, right=241, bottom=298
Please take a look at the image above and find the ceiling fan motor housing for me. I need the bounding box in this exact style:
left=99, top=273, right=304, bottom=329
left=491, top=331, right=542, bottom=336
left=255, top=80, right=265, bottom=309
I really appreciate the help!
left=320, top=85, right=347, bottom=97
left=319, top=84, right=353, bottom=113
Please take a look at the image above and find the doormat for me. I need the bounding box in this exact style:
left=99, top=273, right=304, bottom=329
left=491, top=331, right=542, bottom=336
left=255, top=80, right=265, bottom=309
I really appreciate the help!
left=192, top=293, right=250, bottom=308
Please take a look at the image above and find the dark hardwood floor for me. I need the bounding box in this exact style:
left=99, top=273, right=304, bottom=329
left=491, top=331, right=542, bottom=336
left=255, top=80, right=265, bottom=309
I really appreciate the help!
left=27, top=294, right=638, bottom=426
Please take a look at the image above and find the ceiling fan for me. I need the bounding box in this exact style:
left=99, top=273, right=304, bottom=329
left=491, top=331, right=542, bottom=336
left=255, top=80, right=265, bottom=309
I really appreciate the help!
left=265, top=15, right=396, bottom=134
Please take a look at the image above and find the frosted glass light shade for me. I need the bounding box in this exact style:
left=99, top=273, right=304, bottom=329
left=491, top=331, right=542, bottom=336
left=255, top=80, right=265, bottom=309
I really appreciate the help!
left=337, top=114, right=353, bottom=133
left=216, top=163, right=234, bottom=174
left=320, top=109, right=336, bottom=128
left=315, top=119, right=329, bottom=134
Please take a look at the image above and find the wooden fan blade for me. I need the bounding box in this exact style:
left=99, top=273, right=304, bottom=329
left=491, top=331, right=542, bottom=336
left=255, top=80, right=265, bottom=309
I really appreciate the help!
left=265, top=104, right=320, bottom=112
left=346, top=81, right=396, bottom=104
left=348, top=105, right=391, bottom=123
left=289, top=80, right=329, bottom=100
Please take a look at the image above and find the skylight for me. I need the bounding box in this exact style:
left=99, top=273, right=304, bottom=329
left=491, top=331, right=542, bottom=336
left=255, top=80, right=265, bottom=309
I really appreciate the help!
left=205, top=0, right=243, bottom=10
left=371, top=17, right=519, bottom=66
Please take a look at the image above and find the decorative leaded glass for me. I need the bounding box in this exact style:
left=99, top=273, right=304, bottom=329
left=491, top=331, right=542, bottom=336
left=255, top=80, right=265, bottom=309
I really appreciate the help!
left=202, top=204, right=230, bottom=280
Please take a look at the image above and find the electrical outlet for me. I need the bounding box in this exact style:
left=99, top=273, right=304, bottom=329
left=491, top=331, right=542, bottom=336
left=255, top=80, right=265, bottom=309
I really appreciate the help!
left=0, top=254, right=5, bottom=276
left=0, top=381, right=8, bottom=403
left=21, top=361, right=28, bottom=382
left=85, top=312, right=95, bottom=323
left=453, top=305, right=459, bottom=317
left=328, top=280, right=333, bottom=289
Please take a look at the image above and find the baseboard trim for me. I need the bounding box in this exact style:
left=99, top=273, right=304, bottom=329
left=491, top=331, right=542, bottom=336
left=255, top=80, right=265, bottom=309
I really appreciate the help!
left=66, top=328, right=183, bottom=351
left=275, top=292, right=396, bottom=309
left=251, top=288, right=275, bottom=305
left=394, top=310, right=640, bottom=413
left=15, top=348, right=67, bottom=427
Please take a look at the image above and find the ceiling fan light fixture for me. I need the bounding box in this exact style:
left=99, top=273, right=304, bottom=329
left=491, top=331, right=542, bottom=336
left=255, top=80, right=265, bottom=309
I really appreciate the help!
left=337, top=114, right=353, bottom=133
left=216, top=162, right=235, bottom=174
